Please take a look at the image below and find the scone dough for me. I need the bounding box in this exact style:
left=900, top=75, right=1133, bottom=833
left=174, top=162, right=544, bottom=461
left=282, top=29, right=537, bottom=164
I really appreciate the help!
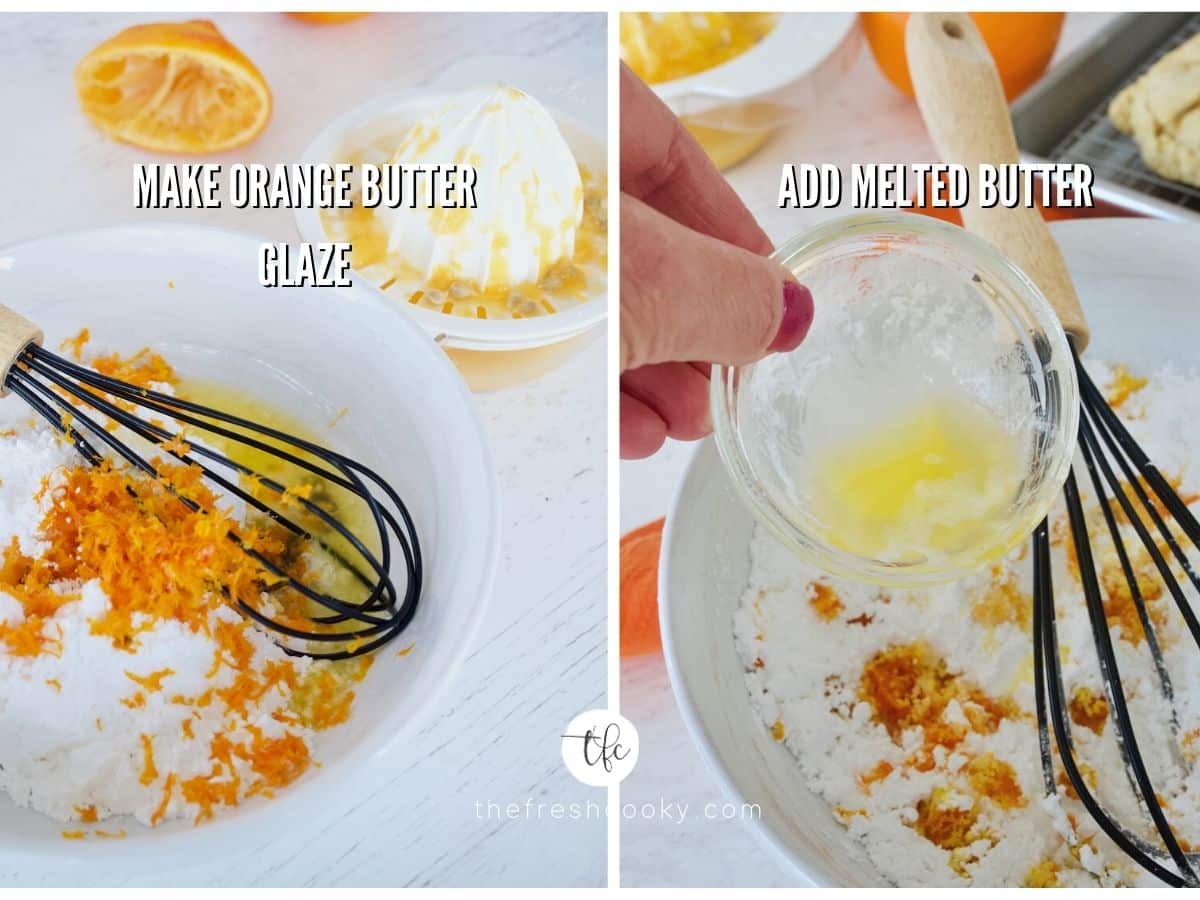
left=1108, top=32, right=1200, bottom=189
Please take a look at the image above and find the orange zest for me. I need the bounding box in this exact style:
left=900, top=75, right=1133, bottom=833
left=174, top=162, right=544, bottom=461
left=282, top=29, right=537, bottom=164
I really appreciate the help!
left=809, top=582, right=844, bottom=621
left=139, top=734, right=159, bottom=786
left=857, top=760, right=894, bottom=792
left=290, top=656, right=371, bottom=731
left=180, top=728, right=312, bottom=823
left=0, top=538, right=78, bottom=657
left=91, top=347, right=175, bottom=391
left=60, top=328, right=91, bottom=360
left=966, top=753, right=1026, bottom=810
left=151, top=773, right=176, bottom=826
left=1025, top=859, right=1060, bottom=887
left=914, top=786, right=979, bottom=850
left=1106, top=363, right=1148, bottom=410
left=859, top=641, right=1020, bottom=774
left=25, top=459, right=287, bottom=653
left=2, top=342, right=369, bottom=827
left=74, top=804, right=99, bottom=824
left=126, top=667, right=176, bottom=692
left=1068, top=686, right=1109, bottom=735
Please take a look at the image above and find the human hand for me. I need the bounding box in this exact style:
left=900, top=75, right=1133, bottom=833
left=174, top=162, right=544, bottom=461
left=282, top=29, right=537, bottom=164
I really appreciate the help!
left=619, top=65, right=814, bottom=459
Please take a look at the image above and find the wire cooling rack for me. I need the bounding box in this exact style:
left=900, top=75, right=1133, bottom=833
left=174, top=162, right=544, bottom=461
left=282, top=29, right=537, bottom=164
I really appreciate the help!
left=1043, top=15, right=1200, bottom=215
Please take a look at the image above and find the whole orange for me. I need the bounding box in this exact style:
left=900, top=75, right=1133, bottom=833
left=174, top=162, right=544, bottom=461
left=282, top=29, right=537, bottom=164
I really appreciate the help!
left=861, top=12, right=1065, bottom=101
left=286, top=13, right=368, bottom=25
left=620, top=518, right=665, bottom=658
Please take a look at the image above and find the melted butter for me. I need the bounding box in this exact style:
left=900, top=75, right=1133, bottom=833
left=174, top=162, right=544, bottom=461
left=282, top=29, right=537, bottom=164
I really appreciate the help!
left=619, top=12, right=778, bottom=85
left=811, top=397, right=1024, bottom=564
left=176, top=380, right=378, bottom=612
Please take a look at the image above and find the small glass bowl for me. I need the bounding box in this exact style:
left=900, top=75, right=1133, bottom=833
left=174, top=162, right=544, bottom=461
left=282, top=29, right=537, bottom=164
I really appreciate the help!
left=711, top=213, right=1079, bottom=586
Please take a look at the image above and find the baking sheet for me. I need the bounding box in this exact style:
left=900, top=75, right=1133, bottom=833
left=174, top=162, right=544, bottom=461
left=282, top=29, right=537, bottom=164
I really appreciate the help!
left=1013, top=12, right=1200, bottom=222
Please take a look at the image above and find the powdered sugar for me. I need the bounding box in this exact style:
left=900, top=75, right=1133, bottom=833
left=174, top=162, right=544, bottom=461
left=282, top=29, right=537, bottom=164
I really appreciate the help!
left=734, top=360, right=1200, bottom=887
left=0, top=417, right=328, bottom=829
left=0, top=585, right=311, bottom=825
left=0, top=426, right=75, bottom=558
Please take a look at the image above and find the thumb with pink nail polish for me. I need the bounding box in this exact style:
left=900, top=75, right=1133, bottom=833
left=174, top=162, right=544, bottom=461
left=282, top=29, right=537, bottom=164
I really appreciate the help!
left=620, top=195, right=815, bottom=373
left=619, top=68, right=815, bottom=460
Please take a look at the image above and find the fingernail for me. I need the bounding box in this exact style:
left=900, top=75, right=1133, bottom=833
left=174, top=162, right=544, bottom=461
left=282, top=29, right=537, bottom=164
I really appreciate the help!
left=769, top=281, right=814, bottom=353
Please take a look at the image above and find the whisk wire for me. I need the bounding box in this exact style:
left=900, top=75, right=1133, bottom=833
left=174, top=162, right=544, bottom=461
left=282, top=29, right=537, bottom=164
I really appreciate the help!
left=1068, top=441, right=1195, bottom=882
left=1032, top=518, right=1178, bottom=885
left=1077, top=400, right=1181, bottom=729
left=1077, top=364, right=1200, bottom=647
left=1031, top=345, right=1200, bottom=886
left=1031, top=520, right=1058, bottom=797
left=6, top=376, right=103, bottom=466
left=42, top=352, right=369, bottom=496
left=1082, top=362, right=1200, bottom=549
left=39, top=353, right=424, bottom=619
left=5, top=342, right=421, bottom=660
left=1036, top=497, right=1192, bottom=887
left=13, top=361, right=396, bottom=636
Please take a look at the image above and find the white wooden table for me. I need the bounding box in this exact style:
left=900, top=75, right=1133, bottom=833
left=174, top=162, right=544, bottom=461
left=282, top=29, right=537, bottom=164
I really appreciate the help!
left=619, top=12, right=1114, bottom=887
left=0, top=11, right=606, bottom=887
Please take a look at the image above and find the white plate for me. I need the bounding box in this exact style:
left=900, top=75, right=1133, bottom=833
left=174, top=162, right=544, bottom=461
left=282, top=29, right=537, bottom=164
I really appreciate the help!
left=296, top=56, right=607, bottom=353
left=659, top=218, right=1200, bottom=886
left=0, top=224, right=499, bottom=862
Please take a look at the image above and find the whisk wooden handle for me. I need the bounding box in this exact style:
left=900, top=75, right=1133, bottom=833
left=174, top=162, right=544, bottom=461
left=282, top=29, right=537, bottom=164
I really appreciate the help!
left=0, top=304, right=42, bottom=397
left=905, top=12, right=1090, bottom=351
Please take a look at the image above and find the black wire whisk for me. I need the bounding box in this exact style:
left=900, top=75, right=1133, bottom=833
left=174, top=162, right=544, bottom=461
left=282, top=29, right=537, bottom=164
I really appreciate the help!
left=908, top=13, right=1198, bottom=885
left=1031, top=345, right=1200, bottom=887
left=0, top=304, right=421, bottom=660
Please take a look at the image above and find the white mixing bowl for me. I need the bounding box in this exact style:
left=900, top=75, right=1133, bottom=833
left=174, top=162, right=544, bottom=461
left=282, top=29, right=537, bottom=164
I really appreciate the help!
left=660, top=438, right=880, bottom=887
left=659, top=219, right=1200, bottom=887
left=0, top=223, right=499, bottom=862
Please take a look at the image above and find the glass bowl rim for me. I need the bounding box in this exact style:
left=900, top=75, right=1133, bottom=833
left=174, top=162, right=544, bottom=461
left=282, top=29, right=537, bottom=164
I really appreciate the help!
left=710, top=211, right=1081, bottom=587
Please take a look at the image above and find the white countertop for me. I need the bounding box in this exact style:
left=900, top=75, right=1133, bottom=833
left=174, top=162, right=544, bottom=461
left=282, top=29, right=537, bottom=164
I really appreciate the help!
left=0, top=11, right=606, bottom=887
left=619, top=12, right=1115, bottom=887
